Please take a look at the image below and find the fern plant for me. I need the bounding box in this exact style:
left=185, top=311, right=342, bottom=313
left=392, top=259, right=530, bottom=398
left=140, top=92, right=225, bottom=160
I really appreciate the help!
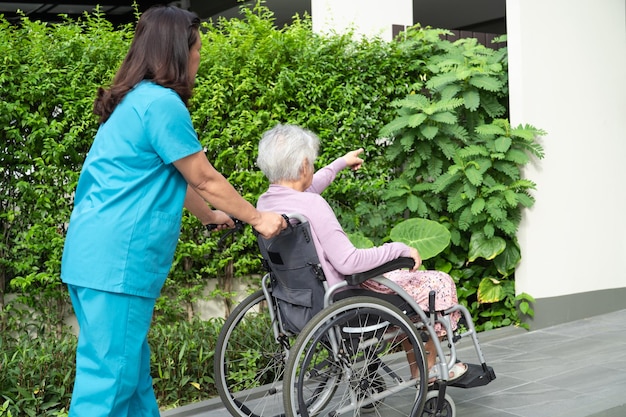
left=379, top=31, right=545, bottom=329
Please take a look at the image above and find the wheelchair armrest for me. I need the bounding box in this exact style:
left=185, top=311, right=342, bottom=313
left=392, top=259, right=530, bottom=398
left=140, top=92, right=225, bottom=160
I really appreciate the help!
left=345, top=257, right=415, bottom=286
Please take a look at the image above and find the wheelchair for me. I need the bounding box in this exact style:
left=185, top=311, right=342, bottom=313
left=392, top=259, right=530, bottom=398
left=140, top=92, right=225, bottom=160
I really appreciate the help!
left=214, top=214, right=495, bottom=417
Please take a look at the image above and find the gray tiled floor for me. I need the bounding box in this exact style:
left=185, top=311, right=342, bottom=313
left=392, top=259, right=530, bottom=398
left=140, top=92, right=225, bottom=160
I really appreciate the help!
left=162, top=309, right=626, bottom=417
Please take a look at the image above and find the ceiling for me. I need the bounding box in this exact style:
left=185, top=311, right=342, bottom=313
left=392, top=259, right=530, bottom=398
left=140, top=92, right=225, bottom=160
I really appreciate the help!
left=0, top=0, right=505, bottom=33
left=0, top=0, right=162, bottom=24
left=211, top=0, right=506, bottom=33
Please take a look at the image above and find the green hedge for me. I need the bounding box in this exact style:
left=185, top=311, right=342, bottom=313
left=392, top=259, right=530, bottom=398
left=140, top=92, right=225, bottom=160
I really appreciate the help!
left=0, top=318, right=226, bottom=416
left=0, top=3, right=543, bottom=415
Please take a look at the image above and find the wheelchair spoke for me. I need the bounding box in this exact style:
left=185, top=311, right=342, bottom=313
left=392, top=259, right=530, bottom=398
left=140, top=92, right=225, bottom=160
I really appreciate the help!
left=284, top=297, right=429, bottom=417
left=215, top=290, right=294, bottom=417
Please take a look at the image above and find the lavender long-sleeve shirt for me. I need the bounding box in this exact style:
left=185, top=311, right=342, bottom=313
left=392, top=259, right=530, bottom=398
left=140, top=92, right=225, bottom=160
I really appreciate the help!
left=257, top=158, right=411, bottom=287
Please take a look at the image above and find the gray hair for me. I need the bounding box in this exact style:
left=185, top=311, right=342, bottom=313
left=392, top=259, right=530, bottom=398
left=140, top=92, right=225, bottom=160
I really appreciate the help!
left=257, top=124, right=320, bottom=183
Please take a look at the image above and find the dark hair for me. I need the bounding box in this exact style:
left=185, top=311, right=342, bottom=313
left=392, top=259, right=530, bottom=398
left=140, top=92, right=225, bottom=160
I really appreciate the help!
left=93, top=5, right=201, bottom=123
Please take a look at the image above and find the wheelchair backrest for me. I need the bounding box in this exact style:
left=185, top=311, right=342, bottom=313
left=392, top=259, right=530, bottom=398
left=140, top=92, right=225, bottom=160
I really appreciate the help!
left=256, top=216, right=326, bottom=334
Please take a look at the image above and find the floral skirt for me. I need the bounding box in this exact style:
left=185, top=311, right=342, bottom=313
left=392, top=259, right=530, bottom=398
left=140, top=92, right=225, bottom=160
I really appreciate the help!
left=360, top=269, right=461, bottom=337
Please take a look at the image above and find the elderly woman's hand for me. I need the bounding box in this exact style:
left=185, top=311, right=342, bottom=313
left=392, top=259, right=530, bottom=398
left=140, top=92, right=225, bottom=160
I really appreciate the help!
left=409, top=247, right=422, bottom=272
left=343, top=148, right=364, bottom=171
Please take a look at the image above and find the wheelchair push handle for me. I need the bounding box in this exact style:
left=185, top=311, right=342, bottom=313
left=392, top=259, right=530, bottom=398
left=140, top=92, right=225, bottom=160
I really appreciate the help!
left=206, top=213, right=302, bottom=249
left=205, top=217, right=246, bottom=250
left=282, top=212, right=308, bottom=224
left=205, top=217, right=245, bottom=232
left=206, top=212, right=303, bottom=233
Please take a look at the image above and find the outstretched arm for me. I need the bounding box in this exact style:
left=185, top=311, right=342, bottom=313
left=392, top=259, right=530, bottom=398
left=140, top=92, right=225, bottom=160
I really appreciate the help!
left=307, top=148, right=365, bottom=194
left=342, top=148, right=364, bottom=171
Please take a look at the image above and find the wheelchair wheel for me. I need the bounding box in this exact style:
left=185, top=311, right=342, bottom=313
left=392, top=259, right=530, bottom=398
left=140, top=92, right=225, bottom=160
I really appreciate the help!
left=421, top=390, right=456, bottom=417
left=283, top=296, right=429, bottom=417
left=214, top=289, right=293, bottom=417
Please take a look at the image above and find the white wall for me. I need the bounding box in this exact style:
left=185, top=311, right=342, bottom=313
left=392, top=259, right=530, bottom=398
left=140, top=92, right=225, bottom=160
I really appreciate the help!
left=309, top=0, right=626, bottom=302
left=507, top=0, right=626, bottom=298
left=311, top=0, right=413, bottom=41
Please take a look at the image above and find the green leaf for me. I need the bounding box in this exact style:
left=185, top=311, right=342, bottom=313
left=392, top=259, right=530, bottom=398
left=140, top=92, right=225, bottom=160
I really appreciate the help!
left=430, top=111, right=457, bottom=124
left=458, top=207, right=476, bottom=230
left=464, top=166, right=483, bottom=186
left=483, top=222, right=495, bottom=238
left=437, top=134, right=463, bottom=155
left=516, top=292, right=536, bottom=317
left=400, top=133, right=415, bottom=150
left=390, top=218, right=451, bottom=260
left=519, top=300, right=530, bottom=314
left=462, top=89, right=480, bottom=111
left=407, top=112, right=428, bottom=127
left=382, top=187, right=409, bottom=199
left=440, top=84, right=461, bottom=101
left=503, top=189, right=518, bottom=207
left=420, top=124, right=439, bottom=139
left=516, top=192, right=535, bottom=208
left=494, top=136, right=512, bottom=153
left=510, top=124, right=546, bottom=141
left=394, top=94, right=430, bottom=110
left=506, top=149, right=530, bottom=165
left=407, top=194, right=420, bottom=212
left=480, top=95, right=507, bottom=117
left=458, top=145, right=489, bottom=158
left=380, top=115, right=413, bottom=136
left=471, top=197, right=485, bottom=215
left=494, top=242, right=521, bottom=276
left=426, top=72, right=458, bottom=90
left=493, top=160, right=521, bottom=180
left=469, top=74, right=502, bottom=91
left=475, top=123, right=506, bottom=136
left=468, top=232, right=506, bottom=262
left=477, top=277, right=505, bottom=303
left=432, top=171, right=461, bottom=193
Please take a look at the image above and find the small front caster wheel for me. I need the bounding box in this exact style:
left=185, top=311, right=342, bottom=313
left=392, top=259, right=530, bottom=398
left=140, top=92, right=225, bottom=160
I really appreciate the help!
left=421, top=390, right=456, bottom=417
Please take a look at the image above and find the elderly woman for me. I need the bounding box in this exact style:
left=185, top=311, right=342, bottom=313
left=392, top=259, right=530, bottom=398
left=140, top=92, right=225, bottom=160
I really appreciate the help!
left=256, top=123, right=467, bottom=383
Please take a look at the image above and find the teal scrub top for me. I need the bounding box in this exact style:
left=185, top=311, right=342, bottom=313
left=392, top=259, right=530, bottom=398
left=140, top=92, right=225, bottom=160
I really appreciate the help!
left=61, top=81, right=203, bottom=298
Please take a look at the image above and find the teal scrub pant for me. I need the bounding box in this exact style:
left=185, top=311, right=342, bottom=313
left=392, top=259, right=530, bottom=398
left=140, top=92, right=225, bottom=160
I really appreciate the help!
left=68, top=285, right=160, bottom=417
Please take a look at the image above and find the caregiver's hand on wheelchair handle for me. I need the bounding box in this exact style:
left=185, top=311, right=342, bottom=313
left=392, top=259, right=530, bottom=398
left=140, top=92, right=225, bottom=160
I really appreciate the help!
left=206, top=211, right=287, bottom=240
left=204, top=210, right=235, bottom=232
left=409, top=247, right=422, bottom=272
left=249, top=211, right=287, bottom=238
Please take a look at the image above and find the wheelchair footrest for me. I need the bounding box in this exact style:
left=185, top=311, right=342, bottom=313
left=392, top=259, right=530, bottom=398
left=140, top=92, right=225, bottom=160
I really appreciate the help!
left=449, top=363, right=496, bottom=388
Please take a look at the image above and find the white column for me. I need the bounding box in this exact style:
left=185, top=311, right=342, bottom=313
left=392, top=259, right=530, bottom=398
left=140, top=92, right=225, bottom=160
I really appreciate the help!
left=508, top=0, right=626, bottom=298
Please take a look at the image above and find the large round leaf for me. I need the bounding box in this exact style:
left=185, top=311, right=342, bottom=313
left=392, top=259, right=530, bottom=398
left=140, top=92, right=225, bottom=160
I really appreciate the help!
left=390, top=218, right=451, bottom=260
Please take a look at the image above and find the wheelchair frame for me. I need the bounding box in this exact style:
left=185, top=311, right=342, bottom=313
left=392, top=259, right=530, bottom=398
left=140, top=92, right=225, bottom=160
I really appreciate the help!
left=213, top=214, right=495, bottom=417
